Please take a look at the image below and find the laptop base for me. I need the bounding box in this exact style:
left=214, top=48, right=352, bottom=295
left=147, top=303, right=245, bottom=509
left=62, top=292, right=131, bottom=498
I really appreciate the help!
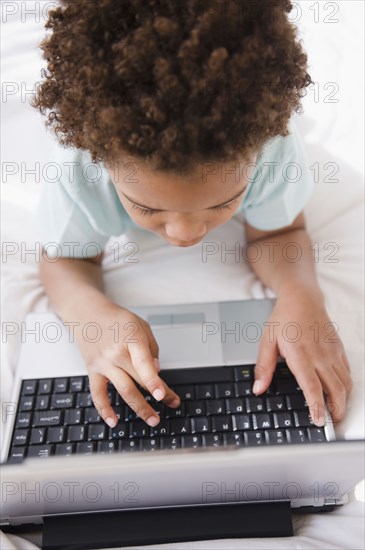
left=42, top=500, right=294, bottom=549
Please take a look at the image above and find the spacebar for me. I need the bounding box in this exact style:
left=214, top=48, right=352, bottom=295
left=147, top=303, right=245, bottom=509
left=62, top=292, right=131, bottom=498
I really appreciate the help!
left=160, top=366, right=235, bottom=385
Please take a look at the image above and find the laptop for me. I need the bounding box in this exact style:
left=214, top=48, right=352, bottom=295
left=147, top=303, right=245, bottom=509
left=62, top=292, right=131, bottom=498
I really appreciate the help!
left=1, top=298, right=364, bottom=546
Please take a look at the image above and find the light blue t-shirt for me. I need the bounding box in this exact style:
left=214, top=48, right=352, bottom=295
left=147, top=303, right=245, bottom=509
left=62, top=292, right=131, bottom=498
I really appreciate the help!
left=35, top=117, right=314, bottom=258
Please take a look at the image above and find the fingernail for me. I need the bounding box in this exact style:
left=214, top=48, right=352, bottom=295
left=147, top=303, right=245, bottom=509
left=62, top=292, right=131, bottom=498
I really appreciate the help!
left=153, top=358, right=161, bottom=371
left=252, top=380, right=263, bottom=394
left=315, top=416, right=325, bottom=427
left=153, top=389, right=164, bottom=401
left=105, top=416, right=116, bottom=428
left=147, top=416, right=159, bottom=427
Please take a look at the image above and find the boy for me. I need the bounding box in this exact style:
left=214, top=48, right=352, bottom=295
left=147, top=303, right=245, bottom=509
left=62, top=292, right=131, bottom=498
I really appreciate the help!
left=32, top=0, right=352, bottom=430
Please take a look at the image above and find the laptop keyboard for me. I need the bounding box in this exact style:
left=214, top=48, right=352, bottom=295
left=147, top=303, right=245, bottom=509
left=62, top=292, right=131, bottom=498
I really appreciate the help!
left=7, top=364, right=329, bottom=463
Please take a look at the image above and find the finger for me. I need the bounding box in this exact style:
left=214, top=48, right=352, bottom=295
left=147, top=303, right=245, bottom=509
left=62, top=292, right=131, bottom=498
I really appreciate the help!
left=253, top=332, right=279, bottom=395
left=141, top=319, right=160, bottom=360
left=286, top=356, right=326, bottom=427
left=159, top=378, right=181, bottom=408
left=106, top=365, right=161, bottom=427
left=88, top=371, right=117, bottom=428
left=317, top=367, right=347, bottom=423
left=333, top=361, right=353, bottom=395
left=127, top=335, right=166, bottom=401
left=340, top=349, right=352, bottom=373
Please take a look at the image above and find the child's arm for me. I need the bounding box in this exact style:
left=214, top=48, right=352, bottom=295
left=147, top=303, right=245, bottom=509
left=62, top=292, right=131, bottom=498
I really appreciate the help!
left=39, top=253, right=180, bottom=427
left=244, top=212, right=353, bottom=427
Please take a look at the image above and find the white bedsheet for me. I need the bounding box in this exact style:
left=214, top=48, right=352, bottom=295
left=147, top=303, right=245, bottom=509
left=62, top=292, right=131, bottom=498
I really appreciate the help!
left=1, top=1, right=364, bottom=548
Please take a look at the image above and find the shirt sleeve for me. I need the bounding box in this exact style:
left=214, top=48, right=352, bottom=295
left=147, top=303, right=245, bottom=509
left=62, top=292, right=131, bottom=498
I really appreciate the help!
left=35, top=145, right=130, bottom=258
left=237, top=117, right=314, bottom=231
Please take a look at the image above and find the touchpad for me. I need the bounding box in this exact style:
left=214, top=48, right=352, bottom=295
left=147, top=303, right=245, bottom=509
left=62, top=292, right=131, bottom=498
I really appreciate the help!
left=152, top=325, right=209, bottom=365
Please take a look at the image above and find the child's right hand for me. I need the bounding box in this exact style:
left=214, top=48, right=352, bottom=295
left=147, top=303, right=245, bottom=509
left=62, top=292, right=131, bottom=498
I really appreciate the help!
left=72, top=300, right=181, bottom=428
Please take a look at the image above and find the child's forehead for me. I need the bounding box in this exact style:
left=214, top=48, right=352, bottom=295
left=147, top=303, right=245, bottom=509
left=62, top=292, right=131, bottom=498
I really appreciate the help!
left=105, top=153, right=257, bottom=186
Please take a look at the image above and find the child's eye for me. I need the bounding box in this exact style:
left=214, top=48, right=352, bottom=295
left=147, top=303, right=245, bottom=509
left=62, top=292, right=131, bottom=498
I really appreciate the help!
left=131, top=204, right=159, bottom=216
left=213, top=199, right=239, bottom=213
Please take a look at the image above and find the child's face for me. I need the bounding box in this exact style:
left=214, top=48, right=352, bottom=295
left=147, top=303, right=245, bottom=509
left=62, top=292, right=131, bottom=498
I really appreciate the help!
left=106, top=156, right=256, bottom=247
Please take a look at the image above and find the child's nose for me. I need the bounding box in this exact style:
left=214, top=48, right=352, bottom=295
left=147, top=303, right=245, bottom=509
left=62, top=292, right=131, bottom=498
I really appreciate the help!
left=165, top=218, right=206, bottom=242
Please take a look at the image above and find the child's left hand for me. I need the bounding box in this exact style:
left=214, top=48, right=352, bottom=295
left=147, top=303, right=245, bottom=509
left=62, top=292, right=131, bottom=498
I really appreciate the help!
left=252, top=289, right=353, bottom=427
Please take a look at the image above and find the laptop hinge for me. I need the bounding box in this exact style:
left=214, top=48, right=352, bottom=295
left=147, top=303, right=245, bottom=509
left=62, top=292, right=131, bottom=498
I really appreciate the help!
left=42, top=500, right=293, bottom=549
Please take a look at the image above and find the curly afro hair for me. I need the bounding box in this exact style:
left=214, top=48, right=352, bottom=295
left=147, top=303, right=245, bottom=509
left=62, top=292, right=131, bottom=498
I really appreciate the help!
left=31, top=0, right=312, bottom=174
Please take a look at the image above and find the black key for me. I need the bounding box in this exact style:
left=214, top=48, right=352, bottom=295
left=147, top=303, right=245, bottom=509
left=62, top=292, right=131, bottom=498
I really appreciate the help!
left=186, top=401, right=205, bottom=416
left=211, top=415, right=232, bottom=432
left=261, top=384, right=275, bottom=396
left=232, top=414, right=251, bottom=431
left=235, top=382, right=252, bottom=397
left=97, top=440, right=116, bottom=454
left=64, top=409, right=83, bottom=425
left=175, top=385, right=195, bottom=400
left=27, top=444, right=53, bottom=458
left=30, top=427, right=46, bottom=445
left=234, top=366, right=253, bottom=381
left=34, top=395, right=50, bottom=410
left=245, top=431, right=266, bottom=445
left=265, top=430, right=287, bottom=444
left=294, top=410, right=314, bottom=427
left=274, top=364, right=292, bottom=378
left=84, top=407, right=101, bottom=423
left=19, top=396, right=34, bottom=411
left=119, top=439, right=140, bottom=452
left=38, top=379, right=53, bottom=394
left=286, top=394, right=308, bottom=410
left=70, top=377, right=84, bottom=392
left=54, top=378, right=68, bottom=393
left=224, top=432, right=244, bottom=447
left=33, top=410, right=62, bottom=426
left=150, top=419, right=170, bottom=437
left=226, top=398, right=245, bottom=414
left=123, top=405, right=138, bottom=421
left=161, top=436, right=180, bottom=450
left=109, top=422, right=128, bottom=439
left=170, top=418, right=191, bottom=435
left=275, top=379, right=301, bottom=394
left=182, top=435, right=202, bottom=448
left=83, top=378, right=90, bottom=392
left=273, top=412, right=294, bottom=428
left=203, top=433, right=223, bottom=447
left=165, top=403, right=185, bottom=418
left=195, top=384, right=214, bottom=399
left=191, top=417, right=211, bottom=433
left=151, top=402, right=166, bottom=416
left=76, top=392, right=93, bottom=407
left=76, top=442, right=94, bottom=454
left=141, top=438, right=160, bottom=451
left=205, top=399, right=226, bottom=415
left=50, top=393, right=74, bottom=409
left=214, top=383, right=234, bottom=398
left=162, top=367, right=233, bottom=386
left=130, top=420, right=151, bottom=438
left=67, top=425, right=86, bottom=442
left=8, top=447, right=26, bottom=463
left=47, top=427, right=65, bottom=443
left=307, top=427, right=327, bottom=443
left=286, top=428, right=307, bottom=443
left=253, top=413, right=272, bottom=429
left=55, top=443, right=74, bottom=456
left=246, top=397, right=265, bottom=413
left=13, top=429, right=29, bottom=446
left=87, top=424, right=106, bottom=441
left=15, top=412, right=32, bottom=429
left=21, top=380, right=37, bottom=395
left=266, top=396, right=286, bottom=412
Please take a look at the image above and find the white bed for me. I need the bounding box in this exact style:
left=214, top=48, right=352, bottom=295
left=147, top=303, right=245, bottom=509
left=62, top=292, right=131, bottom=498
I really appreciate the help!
left=1, top=1, right=364, bottom=548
